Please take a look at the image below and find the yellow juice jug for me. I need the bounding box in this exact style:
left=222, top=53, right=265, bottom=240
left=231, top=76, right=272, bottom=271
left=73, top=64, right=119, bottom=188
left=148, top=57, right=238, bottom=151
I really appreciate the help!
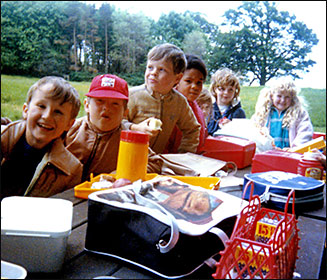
left=116, top=131, right=149, bottom=182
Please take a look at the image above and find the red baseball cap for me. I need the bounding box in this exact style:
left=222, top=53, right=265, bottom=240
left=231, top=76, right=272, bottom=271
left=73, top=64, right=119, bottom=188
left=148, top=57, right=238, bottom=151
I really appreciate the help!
left=86, top=74, right=129, bottom=100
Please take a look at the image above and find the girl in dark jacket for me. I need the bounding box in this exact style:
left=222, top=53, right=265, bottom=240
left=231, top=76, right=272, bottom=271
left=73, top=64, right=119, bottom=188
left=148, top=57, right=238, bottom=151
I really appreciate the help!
left=207, top=68, right=246, bottom=135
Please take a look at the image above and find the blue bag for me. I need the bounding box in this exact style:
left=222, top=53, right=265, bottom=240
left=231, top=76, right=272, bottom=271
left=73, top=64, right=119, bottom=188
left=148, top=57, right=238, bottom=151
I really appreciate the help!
left=243, top=171, right=325, bottom=213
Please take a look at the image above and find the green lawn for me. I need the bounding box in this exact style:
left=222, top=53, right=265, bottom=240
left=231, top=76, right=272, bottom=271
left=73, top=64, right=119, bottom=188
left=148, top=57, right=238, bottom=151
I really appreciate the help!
left=1, top=74, right=326, bottom=133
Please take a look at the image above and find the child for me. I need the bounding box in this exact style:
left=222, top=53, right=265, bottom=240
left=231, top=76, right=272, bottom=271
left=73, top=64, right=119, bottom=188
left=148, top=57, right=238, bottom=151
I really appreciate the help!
left=1, top=76, right=82, bottom=198
left=64, top=74, right=129, bottom=180
left=124, top=43, right=201, bottom=154
left=196, top=88, right=213, bottom=127
left=251, top=78, right=313, bottom=149
left=64, top=74, right=165, bottom=180
left=164, top=54, right=208, bottom=153
left=207, top=68, right=246, bottom=135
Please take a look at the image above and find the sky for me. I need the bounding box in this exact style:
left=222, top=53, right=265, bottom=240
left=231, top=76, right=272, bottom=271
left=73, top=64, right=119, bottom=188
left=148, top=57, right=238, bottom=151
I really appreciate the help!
left=85, top=1, right=326, bottom=89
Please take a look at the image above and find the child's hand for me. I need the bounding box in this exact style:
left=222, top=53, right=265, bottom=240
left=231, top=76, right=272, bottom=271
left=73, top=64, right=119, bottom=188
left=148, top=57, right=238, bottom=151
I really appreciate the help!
left=130, top=117, right=161, bottom=138
left=310, top=148, right=326, bottom=167
left=219, top=117, right=231, bottom=126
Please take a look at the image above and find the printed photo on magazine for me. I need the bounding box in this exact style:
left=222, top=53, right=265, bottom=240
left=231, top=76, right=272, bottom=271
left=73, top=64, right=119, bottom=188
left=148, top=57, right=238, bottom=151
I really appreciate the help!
left=95, top=176, right=248, bottom=236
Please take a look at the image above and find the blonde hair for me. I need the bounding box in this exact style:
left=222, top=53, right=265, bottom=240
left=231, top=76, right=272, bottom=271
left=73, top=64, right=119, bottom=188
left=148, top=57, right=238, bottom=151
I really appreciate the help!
left=252, top=78, right=304, bottom=128
left=210, top=68, right=241, bottom=100
left=147, top=43, right=186, bottom=74
left=27, top=76, right=81, bottom=119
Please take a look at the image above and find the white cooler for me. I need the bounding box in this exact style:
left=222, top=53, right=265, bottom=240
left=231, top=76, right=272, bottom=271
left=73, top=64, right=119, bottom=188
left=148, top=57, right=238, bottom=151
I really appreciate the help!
left=1, top=196, right=73, bottom=273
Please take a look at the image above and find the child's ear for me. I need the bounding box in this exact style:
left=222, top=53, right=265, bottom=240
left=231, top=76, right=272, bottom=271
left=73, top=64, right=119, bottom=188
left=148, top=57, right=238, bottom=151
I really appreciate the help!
left=65, top=118, right=75, bottom=132
left=84, top=98, right=90, bottom=113
left=22, top=103, right=28, bottom=120
left=174, top=73, right=184, bottom=87
left=123, top=108, right=129, bottom=118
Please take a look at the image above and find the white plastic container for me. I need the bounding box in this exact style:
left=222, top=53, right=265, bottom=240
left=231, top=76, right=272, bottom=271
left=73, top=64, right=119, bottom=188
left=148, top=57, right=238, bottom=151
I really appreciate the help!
left=1, top=196, right=73, bottom=273
left=1, top=260, right=27, bottom=279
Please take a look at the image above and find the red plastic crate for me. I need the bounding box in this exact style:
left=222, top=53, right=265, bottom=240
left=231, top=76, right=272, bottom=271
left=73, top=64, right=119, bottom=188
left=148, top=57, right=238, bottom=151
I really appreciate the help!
left=213, top=181, right=300, bottom=279
left=199, top=136, right=256, bottom=169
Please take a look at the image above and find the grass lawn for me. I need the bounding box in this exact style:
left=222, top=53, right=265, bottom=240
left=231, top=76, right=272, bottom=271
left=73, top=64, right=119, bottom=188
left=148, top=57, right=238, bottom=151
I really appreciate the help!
left=1, top=74, right=326, bottom=133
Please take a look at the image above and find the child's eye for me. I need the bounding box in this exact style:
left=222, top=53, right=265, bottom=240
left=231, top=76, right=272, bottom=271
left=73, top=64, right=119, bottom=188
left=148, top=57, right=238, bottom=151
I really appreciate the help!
left=54, top=109, right=64, bottom=115
left=96, top=99, right=104, bottom=104
left=37, top=103, right=46, bottom=109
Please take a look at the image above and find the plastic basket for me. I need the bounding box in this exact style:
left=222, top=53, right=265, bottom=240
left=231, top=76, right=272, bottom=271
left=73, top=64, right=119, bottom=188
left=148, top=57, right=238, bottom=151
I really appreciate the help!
left=212, top=180, right=300, bottom=279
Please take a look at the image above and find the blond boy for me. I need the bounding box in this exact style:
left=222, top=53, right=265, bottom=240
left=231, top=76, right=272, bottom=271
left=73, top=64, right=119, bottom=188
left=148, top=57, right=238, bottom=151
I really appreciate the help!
left=1, top=76, right=82, bottom=198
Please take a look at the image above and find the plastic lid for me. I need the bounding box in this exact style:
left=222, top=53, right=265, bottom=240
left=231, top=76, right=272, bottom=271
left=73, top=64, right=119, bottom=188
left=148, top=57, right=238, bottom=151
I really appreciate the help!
left=120, top=130, right=149, bottom=144
left=1, top=197, right=73, bottom=237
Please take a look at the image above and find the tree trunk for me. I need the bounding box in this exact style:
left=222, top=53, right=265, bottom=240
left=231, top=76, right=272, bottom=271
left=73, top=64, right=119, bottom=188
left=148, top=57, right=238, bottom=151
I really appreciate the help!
left=105, top=22, right=108, bottom=73
left=73, top=25, right=77, bottom=71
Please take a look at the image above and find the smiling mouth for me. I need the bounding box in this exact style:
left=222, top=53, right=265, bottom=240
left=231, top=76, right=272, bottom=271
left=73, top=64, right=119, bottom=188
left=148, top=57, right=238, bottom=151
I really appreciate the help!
left=38, top=123, right=53, bottom=130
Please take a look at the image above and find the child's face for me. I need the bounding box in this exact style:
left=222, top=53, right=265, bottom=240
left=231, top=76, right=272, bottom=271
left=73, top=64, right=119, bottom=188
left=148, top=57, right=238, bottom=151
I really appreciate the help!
left=84, top=97, right=126, bottom=133
left=176, top=68, right=204, bottom=102
left=22, top=84, right=75, bottom=149
left=216, top=84, right=236, bottom=106
left=145, top=58, right=183, bottom=95
left=271, top=90, right=292, bottom=113
left=199, top=103, right=212, bottom=121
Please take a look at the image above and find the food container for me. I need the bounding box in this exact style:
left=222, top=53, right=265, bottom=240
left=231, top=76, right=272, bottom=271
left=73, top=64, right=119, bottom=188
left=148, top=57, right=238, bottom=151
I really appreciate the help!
left=1, top=260, right=27, bottom=279
left=116, top=130, right=149, bottom=182
left=74, top=173, right=221, bottom=199
left=251, top=149, right=303, bottom=174
left=1, top=196, right=73, bottom=273
left=199, top=135, right=256, bottom=169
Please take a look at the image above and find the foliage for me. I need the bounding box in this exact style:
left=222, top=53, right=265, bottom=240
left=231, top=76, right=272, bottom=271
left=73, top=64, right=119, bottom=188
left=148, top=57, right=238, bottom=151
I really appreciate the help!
left=1, top=75, right=325, bottom=132
left=219, top=1, right=319, bottom=85
left=0, top=1, right=320, bottom=86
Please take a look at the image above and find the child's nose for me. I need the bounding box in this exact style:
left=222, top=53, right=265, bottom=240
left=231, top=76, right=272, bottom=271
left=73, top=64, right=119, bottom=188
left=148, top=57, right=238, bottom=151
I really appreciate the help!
left=42, top=108, right=52, bottom=119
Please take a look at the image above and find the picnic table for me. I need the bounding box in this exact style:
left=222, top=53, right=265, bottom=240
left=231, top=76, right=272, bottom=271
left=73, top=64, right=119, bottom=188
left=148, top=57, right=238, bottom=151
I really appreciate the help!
left=26, top=166, right=326, bottom=279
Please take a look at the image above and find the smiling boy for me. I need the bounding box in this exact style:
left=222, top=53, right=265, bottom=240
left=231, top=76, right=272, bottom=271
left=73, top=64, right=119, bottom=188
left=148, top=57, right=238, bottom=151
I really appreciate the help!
left=124, top=43, right=201, bottom=154
left=1, top=76, right=82, bottom=198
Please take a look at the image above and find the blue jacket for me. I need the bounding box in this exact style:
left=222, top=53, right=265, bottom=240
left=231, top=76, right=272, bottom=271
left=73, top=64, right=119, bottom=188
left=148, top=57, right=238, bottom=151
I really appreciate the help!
left=207, top=100, right=246, bottom=135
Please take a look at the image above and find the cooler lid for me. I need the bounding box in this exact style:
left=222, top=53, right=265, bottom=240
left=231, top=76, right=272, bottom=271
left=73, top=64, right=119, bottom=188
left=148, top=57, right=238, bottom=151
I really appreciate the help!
left=245, top=171, right=325, bottom=190
left=1, top=196, right=73, bottom=237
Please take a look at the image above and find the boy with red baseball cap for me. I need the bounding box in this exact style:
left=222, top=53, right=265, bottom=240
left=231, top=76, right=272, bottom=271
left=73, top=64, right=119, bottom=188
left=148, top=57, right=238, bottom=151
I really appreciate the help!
left=64, top=74, right=130, bottom=180
left=64, top=74, right=167, bottom=180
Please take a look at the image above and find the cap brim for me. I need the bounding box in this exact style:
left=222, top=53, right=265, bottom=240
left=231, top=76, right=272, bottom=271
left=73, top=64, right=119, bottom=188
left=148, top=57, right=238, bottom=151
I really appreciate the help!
left=86, top=90, right=128, bottom=100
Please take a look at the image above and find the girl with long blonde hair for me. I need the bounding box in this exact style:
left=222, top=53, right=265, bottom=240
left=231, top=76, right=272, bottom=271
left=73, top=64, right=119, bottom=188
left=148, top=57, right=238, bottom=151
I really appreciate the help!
left=251, top=78, right=313, bottom=149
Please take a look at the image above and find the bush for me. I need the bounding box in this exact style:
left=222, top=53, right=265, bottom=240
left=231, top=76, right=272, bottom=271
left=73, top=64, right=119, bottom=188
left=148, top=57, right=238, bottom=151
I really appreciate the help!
left=69, top=71, right=95, bottom=82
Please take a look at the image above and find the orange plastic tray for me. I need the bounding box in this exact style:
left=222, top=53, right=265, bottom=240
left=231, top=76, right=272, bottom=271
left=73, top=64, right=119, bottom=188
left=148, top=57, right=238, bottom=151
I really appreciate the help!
left=74, top=173, right=221, bottom=199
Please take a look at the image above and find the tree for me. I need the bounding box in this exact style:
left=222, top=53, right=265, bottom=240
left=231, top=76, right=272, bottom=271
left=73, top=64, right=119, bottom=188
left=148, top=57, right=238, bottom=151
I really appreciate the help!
left=152, top=12, right=199, bottom=47
left=182, top=30, right=207, bottom=59
left=219, top=1, right=318, bottom=85
left=110, top=10, right=153, bottom=84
